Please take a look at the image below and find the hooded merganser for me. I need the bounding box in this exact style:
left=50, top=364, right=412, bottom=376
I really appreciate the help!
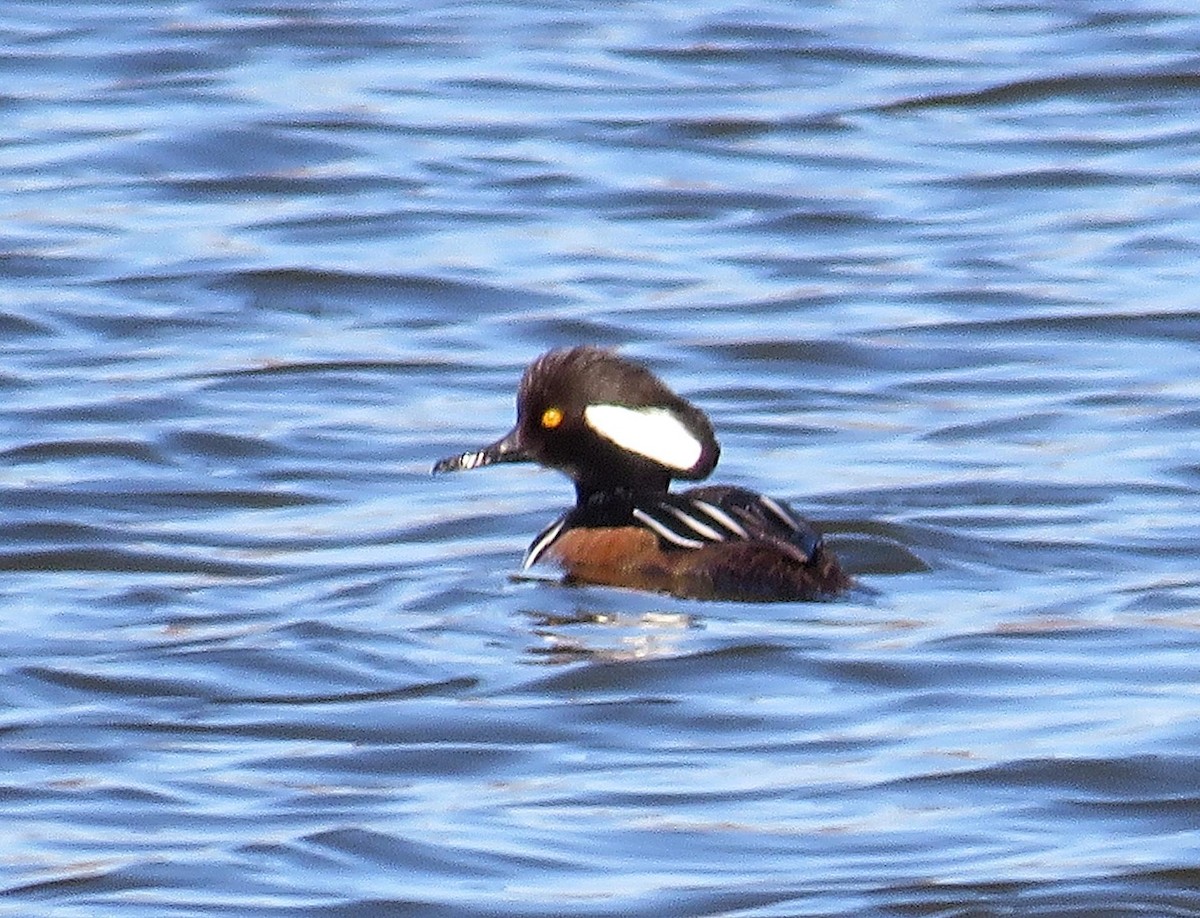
left=433, top=346, right=849, bottom=602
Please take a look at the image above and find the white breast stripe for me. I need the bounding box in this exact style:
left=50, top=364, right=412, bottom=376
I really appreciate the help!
left=756, top=495, right=800, bottom=532
left=583, top=404, right=703, bottom=471
left=632, top=507, right=706, bottom=549
left=662, top=503, right=724, bottom=542
left=689, top=499, right=750, bottom=539
left=522, top=517, right=567, bottom=569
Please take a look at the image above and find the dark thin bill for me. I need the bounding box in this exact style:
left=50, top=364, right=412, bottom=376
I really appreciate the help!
left=433, top=428, right=529, bottom=474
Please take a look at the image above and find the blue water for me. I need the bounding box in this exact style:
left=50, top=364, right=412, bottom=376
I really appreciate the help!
left=4, top=1, right=1200, bottom=915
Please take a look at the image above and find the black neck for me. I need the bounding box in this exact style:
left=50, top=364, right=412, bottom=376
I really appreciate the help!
left=569, top=484, right=663, bottom=528
left=574, top=471, right=669, bottom=505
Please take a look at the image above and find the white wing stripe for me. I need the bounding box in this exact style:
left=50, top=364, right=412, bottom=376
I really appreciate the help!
left=632, top=508, right=706, bottom=549
left=662, top=504, right=724, bottom=541
left=689, top=499, right=751, bottom=539
left=756, top=494, right=800, bottom=532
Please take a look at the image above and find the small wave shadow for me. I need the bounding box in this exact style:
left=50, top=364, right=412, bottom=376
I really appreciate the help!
left=825, top=522, right=931, bottom=578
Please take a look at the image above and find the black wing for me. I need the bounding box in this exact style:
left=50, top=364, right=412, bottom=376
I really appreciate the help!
left=522, top=485, right=825, bottom=570
left=633, top=485, right=824, bottom=562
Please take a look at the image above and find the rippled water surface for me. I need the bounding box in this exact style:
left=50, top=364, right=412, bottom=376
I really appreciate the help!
left=5, top=1, right=1200, bottom=915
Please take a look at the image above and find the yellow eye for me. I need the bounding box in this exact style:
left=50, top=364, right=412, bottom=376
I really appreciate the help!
left=540, top=407, right=564, bottom=429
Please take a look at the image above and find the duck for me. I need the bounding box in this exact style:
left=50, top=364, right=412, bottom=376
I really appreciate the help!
left=433, top=346, right=849, bottom=602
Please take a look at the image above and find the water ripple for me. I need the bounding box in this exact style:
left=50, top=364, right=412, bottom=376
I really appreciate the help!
left=4, top=1, right=1200, bottom=915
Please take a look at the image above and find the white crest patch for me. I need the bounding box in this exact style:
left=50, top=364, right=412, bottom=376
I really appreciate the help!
left=583, top=404, right=703, bottom=471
